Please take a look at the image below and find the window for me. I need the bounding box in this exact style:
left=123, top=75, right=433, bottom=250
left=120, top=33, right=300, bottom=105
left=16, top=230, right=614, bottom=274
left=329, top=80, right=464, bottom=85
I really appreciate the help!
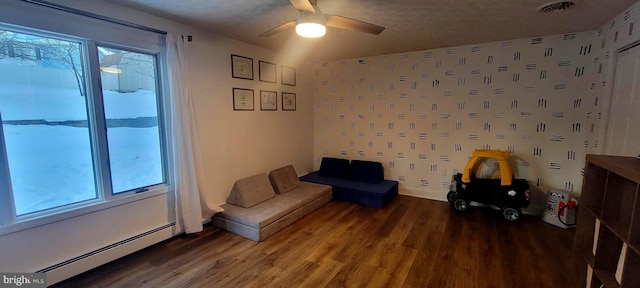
left=0, top=22, right=170, bottom=227
left=98, top=46, right=165, bottom=194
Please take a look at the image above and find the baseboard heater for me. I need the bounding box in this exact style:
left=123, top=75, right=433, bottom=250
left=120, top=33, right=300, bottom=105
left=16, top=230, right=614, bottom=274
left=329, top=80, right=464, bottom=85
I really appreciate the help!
left=37, top=222, right=176, bottom=284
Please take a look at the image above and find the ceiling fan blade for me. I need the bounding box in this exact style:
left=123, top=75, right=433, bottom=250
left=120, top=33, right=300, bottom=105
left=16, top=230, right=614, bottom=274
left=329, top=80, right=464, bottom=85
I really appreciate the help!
left=290, top=0, right=315, bottom=13
left=324, top=14, right=385, bottom=35
left=258, top=20, right=297, bottom=37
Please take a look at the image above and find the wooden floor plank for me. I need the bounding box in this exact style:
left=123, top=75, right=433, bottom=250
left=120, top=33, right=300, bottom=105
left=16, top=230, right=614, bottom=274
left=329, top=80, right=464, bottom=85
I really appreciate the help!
left=298, top=258, right=344, bottom=288
left=52, top=195, right=586, bottom=288
left=401, top=201, right=450, bottom=288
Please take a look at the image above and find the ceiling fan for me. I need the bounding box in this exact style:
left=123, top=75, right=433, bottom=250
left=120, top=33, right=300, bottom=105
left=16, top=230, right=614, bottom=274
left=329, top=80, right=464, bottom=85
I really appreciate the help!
left=259, top=0, right=385, bottom=38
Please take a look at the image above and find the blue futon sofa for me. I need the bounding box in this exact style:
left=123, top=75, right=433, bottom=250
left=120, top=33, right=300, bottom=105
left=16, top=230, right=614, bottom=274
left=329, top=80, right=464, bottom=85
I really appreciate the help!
left=300, top=157, right=398, bottom=208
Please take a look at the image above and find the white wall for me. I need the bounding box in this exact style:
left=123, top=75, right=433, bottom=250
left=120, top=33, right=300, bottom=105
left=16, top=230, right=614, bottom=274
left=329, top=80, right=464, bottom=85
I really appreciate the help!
left=186, top=33, right=315, bottom=209
left=0, top=0, right=314, bottom=284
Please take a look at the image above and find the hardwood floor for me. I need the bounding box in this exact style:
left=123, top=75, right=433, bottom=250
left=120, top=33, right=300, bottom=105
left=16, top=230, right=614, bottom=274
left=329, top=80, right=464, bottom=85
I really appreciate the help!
left=53, top=195, right=586, bottom=288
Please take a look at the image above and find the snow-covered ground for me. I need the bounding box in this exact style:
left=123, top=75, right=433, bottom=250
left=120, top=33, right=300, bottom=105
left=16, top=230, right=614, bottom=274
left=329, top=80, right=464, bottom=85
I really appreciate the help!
left=1, top=84, right=163, bottom=216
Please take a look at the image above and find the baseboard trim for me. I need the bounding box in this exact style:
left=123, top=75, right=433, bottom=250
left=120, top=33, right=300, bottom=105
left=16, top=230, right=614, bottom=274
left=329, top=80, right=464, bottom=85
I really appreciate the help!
left=399, top=187, right=447, bottom=202
left=40, top=223, right=176, bottom=285
left=398, top=186, right=543, bottom=216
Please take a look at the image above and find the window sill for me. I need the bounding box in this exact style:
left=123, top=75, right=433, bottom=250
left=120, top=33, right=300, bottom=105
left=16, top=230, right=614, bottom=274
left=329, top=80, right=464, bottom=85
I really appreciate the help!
left=0, top=187, right=171, bottom=237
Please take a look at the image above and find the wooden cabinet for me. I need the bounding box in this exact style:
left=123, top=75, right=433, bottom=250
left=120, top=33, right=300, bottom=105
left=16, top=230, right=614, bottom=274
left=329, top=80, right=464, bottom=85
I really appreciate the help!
left=575, top=154, right=640, bottom=288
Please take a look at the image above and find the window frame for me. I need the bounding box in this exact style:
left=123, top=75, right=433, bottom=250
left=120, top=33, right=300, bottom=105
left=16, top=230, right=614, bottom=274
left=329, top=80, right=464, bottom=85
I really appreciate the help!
left=0, top=22, right=173, bottom=235
left=91, top=41, right=171, bottom=198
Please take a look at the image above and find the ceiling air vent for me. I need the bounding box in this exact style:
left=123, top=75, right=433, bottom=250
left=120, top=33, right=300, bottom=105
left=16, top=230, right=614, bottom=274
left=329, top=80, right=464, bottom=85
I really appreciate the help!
left=537, top=1, right=576, bottom=13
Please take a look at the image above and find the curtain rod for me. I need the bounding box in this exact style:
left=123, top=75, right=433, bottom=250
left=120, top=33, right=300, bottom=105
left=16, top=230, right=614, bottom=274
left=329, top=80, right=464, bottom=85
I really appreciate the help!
left=21, top=0, right=168, bottom=35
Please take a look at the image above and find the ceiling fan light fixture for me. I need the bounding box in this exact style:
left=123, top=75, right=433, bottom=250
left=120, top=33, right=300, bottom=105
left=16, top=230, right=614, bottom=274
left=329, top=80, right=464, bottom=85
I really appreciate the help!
left=296, top=22, right=326, bottom=37
left=260, top=1, right=384, bottom=38
left=296, top=13, right=326, bottom=38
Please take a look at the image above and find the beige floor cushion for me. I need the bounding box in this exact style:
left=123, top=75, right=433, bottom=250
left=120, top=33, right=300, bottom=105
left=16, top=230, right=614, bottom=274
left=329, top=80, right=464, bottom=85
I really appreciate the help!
left=226, top=173, right=276, bottom=208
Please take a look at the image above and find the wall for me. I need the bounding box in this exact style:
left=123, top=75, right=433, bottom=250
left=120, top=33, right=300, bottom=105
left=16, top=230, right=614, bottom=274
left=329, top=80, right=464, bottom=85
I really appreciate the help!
left=590, top=1, right=640, bottom=153
left=312, top=31, right=609, bottom=213
left=0, top=0, right=314, bottom=284
left=312, top=0, right=640, bottom=212
left=188, top=34, right=315, bottom=209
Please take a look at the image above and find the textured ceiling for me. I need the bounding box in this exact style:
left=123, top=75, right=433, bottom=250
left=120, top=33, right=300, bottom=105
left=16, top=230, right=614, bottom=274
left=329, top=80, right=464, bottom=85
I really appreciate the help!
left=106, top=0, right=637, bottom=61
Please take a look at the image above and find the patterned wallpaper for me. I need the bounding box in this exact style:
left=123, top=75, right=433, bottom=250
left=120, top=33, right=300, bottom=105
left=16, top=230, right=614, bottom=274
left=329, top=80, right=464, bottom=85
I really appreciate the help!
left=591, top=1, right=640, bottom=150
left=311, top=28, right=622, bottom=210
left=312, top=2, right=640, bottom=211
left=598, top=1, right=640, bottom=54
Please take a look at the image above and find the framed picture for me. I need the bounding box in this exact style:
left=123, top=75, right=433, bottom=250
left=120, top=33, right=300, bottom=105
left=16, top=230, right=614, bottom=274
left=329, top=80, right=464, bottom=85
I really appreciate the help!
left=281, top=66, right=296, bottom=86
left=233, top=88, right=254, bottom=111
left=231, top=54, right=253, bottom=80
left=259, top=61, right=277, bottom=83
left=282, top=92, right=296, bottom=111
left=260, top=90, right=277, bottom=111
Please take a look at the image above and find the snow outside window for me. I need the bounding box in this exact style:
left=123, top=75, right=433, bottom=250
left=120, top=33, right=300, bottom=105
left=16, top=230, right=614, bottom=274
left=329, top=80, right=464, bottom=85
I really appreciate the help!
left=0, top=25, right=169, bottom=225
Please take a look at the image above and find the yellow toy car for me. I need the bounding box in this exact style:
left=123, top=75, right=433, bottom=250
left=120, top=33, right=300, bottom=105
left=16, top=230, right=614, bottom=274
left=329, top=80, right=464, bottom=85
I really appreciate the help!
left=447, top=149, right=530, bottom=221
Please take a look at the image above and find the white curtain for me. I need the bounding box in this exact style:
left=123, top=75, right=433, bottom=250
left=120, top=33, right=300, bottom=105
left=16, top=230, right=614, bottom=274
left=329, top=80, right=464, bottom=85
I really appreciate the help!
left=166, top=33, right=209, bottom=234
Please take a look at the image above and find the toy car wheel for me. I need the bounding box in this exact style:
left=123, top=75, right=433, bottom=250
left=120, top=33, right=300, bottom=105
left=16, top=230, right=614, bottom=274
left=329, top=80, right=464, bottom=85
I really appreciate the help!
left=501, top=206, right=521, bottom=222
left=452, top=198, right=469, bottom=212
left=446, top=191, right=457, bottom=203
